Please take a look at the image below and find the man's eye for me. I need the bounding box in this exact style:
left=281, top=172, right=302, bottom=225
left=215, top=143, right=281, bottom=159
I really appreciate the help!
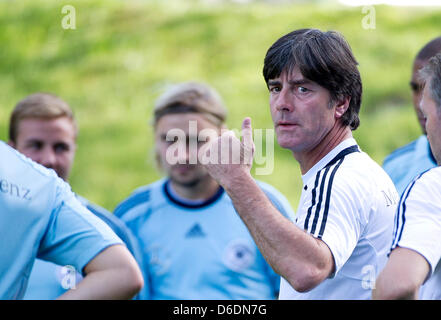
left=297, top=86, right=309, bottom=93
left=269, top=86, right=281, bottom=93
left=165, top=136, right=179, bottom=144
left=54, top=144, right=69, bottom=153
left=163, top=135, right=174, bottom=142
left=410, top=82, right=422, bottom=93
left=28, top=141, right=42, bottom=150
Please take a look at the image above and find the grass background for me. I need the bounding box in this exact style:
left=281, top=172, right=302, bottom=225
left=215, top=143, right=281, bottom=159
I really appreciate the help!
left=0, top=0, right=440, bottom=212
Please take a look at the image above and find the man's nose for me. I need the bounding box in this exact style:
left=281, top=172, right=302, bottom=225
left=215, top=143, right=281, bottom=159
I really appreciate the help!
left=275, top=88, right=295, bottom=112
left=174, top=141, right=191, bottom=164
left=39, top=147, right=57, bottom=168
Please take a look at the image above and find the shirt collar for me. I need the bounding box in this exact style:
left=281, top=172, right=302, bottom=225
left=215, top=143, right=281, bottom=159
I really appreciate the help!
left=163, top=180, right=224, bottom=209
left=302, top=138, right=358, bottom=184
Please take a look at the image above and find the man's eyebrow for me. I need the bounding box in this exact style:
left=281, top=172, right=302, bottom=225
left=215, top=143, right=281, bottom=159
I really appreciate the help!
left=267, top=80, right=281, bottom=87
left=267, top=78, right=312, bottom=86
left=288, top=78, right=312, bottom=86
left=23, top=139, right=43, bottom=147
left=54, top=141, right=70, bottom=146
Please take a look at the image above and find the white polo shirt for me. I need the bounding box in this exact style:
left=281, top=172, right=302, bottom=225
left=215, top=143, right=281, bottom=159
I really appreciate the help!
left=391, top=166, right=441, bottom=300
left=279, top=138, right=398, bottom=300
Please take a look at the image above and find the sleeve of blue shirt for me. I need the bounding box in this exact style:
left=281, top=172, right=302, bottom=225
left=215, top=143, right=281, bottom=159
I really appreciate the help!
left=0, top=141, right=125, bottom=299
left=113, top=187, right=154, bottom=300
left=37, top=179, right=123, bottom=276
left=83, top=199, right=142, bottom=262
left=82, top=198, right=145, bottom=300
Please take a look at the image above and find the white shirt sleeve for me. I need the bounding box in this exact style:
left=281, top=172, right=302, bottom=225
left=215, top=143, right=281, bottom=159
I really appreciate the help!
left=316, top=174, right=365, bottom=274
left=297, top=165, right=366, bottom=275
left=394, top=169, right=441, bottom=276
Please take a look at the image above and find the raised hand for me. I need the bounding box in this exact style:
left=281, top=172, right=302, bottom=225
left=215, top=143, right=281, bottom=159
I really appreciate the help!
left=199, top=117, right=255, bottom=186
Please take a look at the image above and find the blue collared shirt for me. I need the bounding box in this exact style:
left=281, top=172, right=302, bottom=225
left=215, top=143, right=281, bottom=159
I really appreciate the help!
left=383, top=135, right=437, bottom=196
left=0, top=141, right=122, bottom=299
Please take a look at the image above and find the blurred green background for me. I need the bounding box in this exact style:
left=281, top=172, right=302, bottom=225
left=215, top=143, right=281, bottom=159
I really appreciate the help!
left=0, top=0, right=440, bottom=212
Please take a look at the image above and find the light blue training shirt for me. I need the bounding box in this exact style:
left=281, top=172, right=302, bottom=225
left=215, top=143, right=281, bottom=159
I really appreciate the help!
left=383, top=135, right=437, bottom=196
left=23, top=195, right=142, bottom=300
left=114, top=178, right=295, bottom=300
left=0, top=141, right=122, bottom=299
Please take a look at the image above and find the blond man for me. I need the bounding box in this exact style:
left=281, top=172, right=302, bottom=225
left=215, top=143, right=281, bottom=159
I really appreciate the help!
left=8, top=92, right=142, bottom=299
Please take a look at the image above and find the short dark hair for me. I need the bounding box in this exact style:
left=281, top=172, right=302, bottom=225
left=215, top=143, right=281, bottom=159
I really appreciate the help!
left=415, top=36, right=441, bottom=62
left=420, top=53, right=441, bottom=109
left=263, top=28, right=362, bottom=130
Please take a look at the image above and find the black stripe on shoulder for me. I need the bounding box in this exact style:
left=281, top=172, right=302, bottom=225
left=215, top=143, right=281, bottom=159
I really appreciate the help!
left=325, top=145, right=359, bottom=168
left=393, top=179, right=417, bottom=247
left=305, top=145, right=358, bottom=237
left=318, top=158, right=345, bottom=239
left=310, top=165, right=332, bottom=235
left=392, top=167, right=434, bottom=247
left=304, top=170, right=322, bottom=231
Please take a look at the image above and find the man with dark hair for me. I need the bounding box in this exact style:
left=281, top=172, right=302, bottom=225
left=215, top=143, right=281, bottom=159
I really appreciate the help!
left=374, top=53, right=441, bottom=300
left=200, top=28, right=398, bottom=299
left=383, top=36, right=441, bottom=196
left=263, top=29, right=362, bottom=131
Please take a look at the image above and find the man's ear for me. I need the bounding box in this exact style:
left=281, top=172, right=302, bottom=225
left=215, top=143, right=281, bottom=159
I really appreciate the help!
left=335, top=97, right=351, bottom=120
